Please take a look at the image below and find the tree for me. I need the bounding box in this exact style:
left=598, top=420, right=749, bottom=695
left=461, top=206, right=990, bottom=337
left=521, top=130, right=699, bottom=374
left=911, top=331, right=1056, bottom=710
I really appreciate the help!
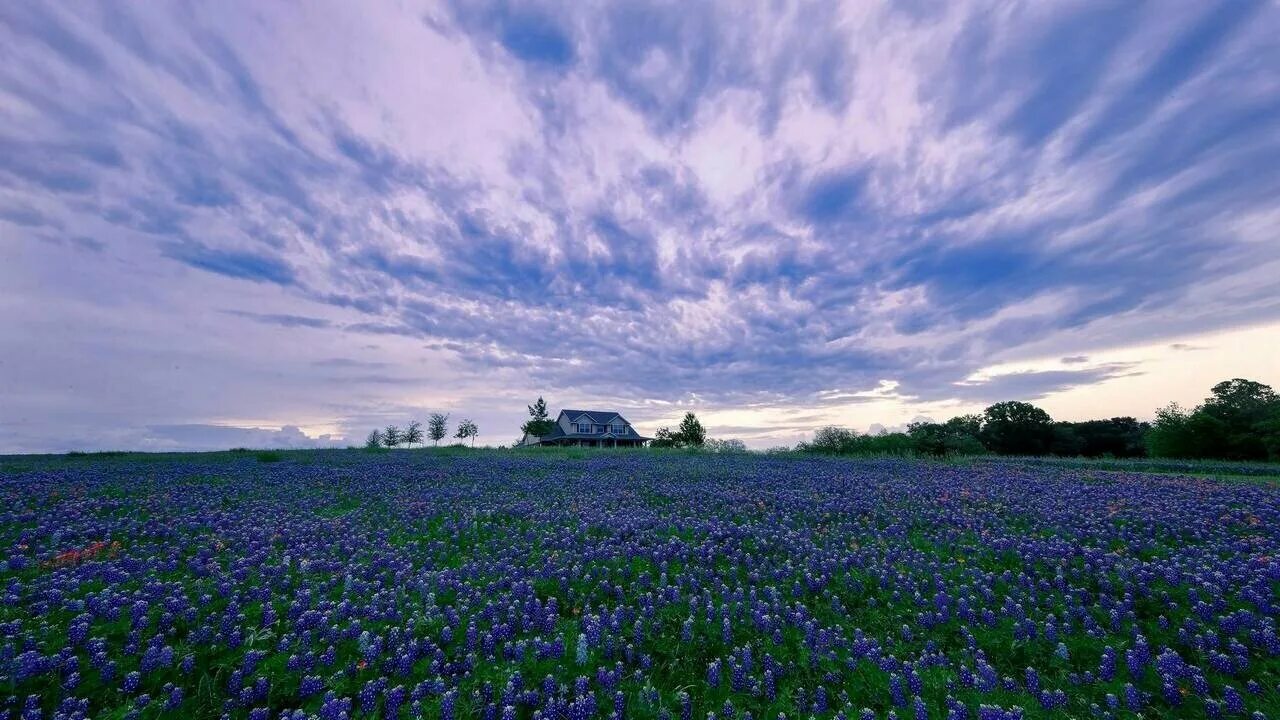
left=808, top=426, right=858, bottom=453
left=1147, top=380, right=1280, bottom=460
left=1065, top=417, right=1148, bottom=458
left=1147, top=403, right=1209, bottom=459
left=650, top=427, right=677, bottom=448
left=1049, top=423, right=1085, bottom=456
left=427, top=413, right=450, bottom=446
left=907, top=416, right=985, bottom=456
left=1203, top=378, right=1278, bottom=420
left=906, top=422, right=946, bottom=456
left=705, top=438, right=746, bottom=453
left=455, top=419, right=479, bottom=446
left=402, top=421, right=423, bottom=449
left=676, top=412, right=706, bottom=447
left=944, top=414, right=983, bottom=438
left=1201, top=379, right=1278, bottom=460
left=383, top=425, right=401, bottom=449
left=365, top=429, right=383, bottom=450
left=980, top=401, right=1054, bottom=455
left=522, top=397, right=555, bottom=439
left=1258, top=405, right=1280, bottom=461
left=801, top=426, right=916, bottom=456
left=650, top=413, right=708, bottom=448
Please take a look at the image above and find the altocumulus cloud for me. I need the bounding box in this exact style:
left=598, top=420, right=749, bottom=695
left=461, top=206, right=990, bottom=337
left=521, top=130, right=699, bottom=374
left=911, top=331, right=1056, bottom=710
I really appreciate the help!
left=1, top=0, right=1279, bottom=451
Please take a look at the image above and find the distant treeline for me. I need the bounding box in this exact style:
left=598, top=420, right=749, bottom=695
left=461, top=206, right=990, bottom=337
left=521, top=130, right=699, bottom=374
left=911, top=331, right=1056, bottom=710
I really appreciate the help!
left=797, top=378, right=1280, bottom=461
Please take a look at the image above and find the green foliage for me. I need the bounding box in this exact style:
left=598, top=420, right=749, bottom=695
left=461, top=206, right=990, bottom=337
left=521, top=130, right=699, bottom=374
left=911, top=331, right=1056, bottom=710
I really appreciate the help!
left=254, top=451, right=283, bottom=463
left=1148, top=379, right=1280, bottom=460
left=704, top=438, right=747, bottom=453
left=1201, top=378, right=1279, bottom=459
left=1049, top=422, right=1084, bottom=456
left=677, top=412, right=706, bottom=447
left=857, top=432, right=915, bottom=455
left=454, top=418, right=479, bottom=446
left=906, top=416, right=985, bottom=457
left=652, top=412, right=708, bottom=448
left=807, top=426, right=858, bottom=453
left=650, top=427, right=677, bottom=448
left=364, top=429, right=383, bottom=450
left=427, top=413, right=449, bottom=446
left=799, top=426, right=916, bottom=456
left=980, top=401, right=1055, bottom=455
left=1259, top=405, right=1280, bottom=461
left=893, top=377, right=1276, bottom=462
left=1056, top=417, right=1148, bottom=457
left=1147, top=403, right=1206, bottom=458
left=909, top=414, right=1146, bottom=459
left=382, top=424, right=401, bottom=448
left=402, top=421, right=423, bottom=448
left=521, top=396, right=556, bottom=438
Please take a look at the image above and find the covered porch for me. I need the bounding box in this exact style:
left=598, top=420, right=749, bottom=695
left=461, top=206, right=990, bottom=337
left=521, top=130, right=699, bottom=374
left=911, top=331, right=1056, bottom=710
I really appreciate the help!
left=542, top=437, right=648, bottom=447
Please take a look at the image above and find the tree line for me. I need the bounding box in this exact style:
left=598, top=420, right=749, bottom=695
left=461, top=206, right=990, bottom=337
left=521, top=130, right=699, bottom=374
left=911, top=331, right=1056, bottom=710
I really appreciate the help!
left=365, top=413, right=479, bottom=449
left=799, top=378, right=1280, bottom=461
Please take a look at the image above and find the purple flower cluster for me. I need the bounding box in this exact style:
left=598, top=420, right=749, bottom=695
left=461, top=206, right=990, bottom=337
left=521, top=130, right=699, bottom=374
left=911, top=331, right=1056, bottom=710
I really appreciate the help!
left=1, top=452, right=1278, bottom=719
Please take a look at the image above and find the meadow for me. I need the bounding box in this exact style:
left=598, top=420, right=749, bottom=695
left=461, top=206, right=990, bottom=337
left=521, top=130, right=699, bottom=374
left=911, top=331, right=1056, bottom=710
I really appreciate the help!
left=1, top=450, right=1278, bottom=720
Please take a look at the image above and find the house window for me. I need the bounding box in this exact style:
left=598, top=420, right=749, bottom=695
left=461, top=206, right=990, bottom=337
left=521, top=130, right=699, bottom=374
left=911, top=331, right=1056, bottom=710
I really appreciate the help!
left=611, top=424, right=625, bottom=434
left=576, top=422, right=593, bottom=433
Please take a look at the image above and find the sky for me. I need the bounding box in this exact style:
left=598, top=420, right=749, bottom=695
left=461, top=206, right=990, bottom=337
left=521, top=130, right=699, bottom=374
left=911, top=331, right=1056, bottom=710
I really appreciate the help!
left=1, top=0, right=1278, bottom=453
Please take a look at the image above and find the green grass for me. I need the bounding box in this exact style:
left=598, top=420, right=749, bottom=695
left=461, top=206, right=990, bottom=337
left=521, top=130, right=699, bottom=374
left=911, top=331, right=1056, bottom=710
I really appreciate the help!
left=974, top=454, right=1280, bottom=482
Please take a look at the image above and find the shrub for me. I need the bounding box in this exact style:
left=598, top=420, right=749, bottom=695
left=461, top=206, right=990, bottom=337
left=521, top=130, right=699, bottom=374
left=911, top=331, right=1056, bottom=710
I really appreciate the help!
left=704, top=438, right=747, bottom=453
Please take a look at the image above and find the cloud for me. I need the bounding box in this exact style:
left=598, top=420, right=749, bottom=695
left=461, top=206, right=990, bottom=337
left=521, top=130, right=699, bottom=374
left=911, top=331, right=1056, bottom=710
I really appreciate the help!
left=310, top=357, right=389, bottom=369
left=797, top=168, right=866, bottom=224
left=163, top=242, right=296, bottom=285
left=0, top=203, right=52, bottom=228
left=224, top=311, right=331, bottom=329
left=499, top=11, right=576, bottom=68
left=1070, top=1, right=1267, bottom=159
left=996, top=2, right=1145, bottom=147
left=950, top=363, right=1144, bottom=403
left=1, top=0, right=1278, bottom=452
left=140, top=424, right=343, bottom=451
left=1, top=3, right=105, bottom=72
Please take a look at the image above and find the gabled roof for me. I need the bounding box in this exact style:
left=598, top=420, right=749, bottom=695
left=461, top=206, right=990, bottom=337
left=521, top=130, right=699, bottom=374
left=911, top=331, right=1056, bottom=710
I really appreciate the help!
left=560, top=409, right=627, bottom=424
left=525, top=409, right=651, bottom=443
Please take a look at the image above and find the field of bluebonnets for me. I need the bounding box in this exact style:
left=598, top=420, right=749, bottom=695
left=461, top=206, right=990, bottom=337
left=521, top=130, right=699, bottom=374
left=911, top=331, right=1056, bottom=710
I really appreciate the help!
left=2, top=450, right=1279, bottom=720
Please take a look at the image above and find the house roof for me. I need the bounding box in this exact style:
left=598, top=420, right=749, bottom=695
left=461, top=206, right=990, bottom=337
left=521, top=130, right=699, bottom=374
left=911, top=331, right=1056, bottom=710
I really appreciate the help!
left=528, top=409, right=652, bottom=443
left=560, top=409, right=625, bottom=423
